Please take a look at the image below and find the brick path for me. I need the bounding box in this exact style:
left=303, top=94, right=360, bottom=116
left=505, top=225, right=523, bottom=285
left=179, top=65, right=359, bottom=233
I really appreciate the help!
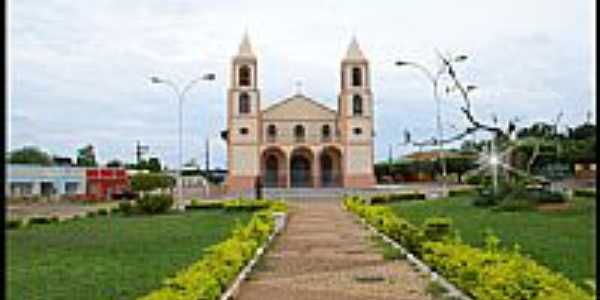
left=236, top=199, right=431, bottom=300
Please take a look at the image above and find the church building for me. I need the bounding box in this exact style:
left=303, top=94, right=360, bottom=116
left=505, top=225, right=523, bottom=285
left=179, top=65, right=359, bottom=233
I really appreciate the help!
left=225, top=33, right=376, bottom=192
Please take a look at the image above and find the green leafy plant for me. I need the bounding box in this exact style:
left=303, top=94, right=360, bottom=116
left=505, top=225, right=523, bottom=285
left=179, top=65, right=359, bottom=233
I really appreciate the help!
left=136, top=194, right=174, bottom=214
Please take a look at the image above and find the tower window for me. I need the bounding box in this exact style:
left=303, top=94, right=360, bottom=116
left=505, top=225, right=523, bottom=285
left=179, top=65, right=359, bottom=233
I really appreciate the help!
left=294, top=124, right=305, bottom=142
left=322, top=124, right=331, bottom=137
left=267, top=124, right=277, bottom=139
left=239, top=65, right=251, bottom=86
left=352, top=67, right=362, bottom=87
left=353, top=94, right=363, bottom=116
left=239, top=127, right=249, bottom=135
left=353, top=127, right=363, bottom=135
left=239, top=92, right=250, bottom=114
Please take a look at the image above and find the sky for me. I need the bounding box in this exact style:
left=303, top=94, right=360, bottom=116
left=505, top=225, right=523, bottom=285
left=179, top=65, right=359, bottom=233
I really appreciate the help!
left=7, top=0, right=596, bottom=169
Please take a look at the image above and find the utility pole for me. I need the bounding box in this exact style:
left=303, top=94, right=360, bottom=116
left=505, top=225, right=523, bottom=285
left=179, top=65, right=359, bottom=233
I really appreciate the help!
left=136, top=141, right=149, bottom=166
left=205, top=137, right=210, bottom=173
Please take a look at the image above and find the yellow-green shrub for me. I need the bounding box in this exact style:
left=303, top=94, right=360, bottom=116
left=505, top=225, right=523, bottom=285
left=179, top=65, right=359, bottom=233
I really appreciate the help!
left=422, top=240, right=592, bottom=300
left=138, top=211, right=275, bottom=300
left=343, top=195, right=592, bottom=300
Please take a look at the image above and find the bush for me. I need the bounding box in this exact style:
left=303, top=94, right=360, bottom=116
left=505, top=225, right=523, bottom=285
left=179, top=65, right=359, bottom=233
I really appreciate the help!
left=370, top=194, right=388, bottom=204
left=223, top=199, right=270, bottom=212
left=448, top=188, right=477, bottom=197
left=137, top=194, right=174, bottom=214
left=6, top=219, right=23, bottom=229
left=118, top=201, right=135, bottom=216
left=97, top=208, right=109, bottom=216
left=86, top=211, right=97, bottom=218
left=29, top=216, right=52, bottom=224
left=187, top=200, right=224, bottom=210
left=574, top=189, right=596, bottom=198
left=422, top=217, right=452, bottom=241
left=139, top=211, right=275, bottom=300
left=527, top=189, right=566, bottom=204
left=388, top=192, right=426, bottom=201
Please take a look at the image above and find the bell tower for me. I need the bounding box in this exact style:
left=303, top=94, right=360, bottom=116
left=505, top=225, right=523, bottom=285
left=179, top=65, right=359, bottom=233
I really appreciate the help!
left=226, top=32, right=261, bottom=193
left=338, top=36, right=376, bottom=187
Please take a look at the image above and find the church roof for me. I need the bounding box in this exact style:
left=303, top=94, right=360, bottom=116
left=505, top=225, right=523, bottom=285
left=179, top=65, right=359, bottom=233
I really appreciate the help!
left=262, top=93, right=337, bottom=120
left=344, top=36, right=366, bottom=60
left=236, top=31, right=255, bottom=58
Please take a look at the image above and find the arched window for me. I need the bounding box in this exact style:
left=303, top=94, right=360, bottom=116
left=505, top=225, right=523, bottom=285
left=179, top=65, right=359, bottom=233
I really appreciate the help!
left=294, top=124, right=305, bottom=142
left=238, top=65, right=251, bottom=86
left=239, top=92, right=250, bottom=114
left=267, top=124, right=277, bottom=141
left=322, top=124, right=331, bottom=141
left=352, top=67, right=362, bottom=87
left=353, top=94, right=363, bottom=116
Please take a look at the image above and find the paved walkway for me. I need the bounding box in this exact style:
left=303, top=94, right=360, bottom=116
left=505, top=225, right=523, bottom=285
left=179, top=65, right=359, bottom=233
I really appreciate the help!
left=236, top=199, right=431, bottom=300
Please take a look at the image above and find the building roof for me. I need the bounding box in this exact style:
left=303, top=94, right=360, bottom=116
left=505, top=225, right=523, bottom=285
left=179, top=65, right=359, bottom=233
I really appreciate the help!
left=402, top=150, right=477, bottom=161
left=262, top=93, right=337, bottom=120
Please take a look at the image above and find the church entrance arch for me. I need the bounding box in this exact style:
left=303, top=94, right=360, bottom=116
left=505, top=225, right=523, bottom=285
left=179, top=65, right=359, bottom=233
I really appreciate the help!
left=320, top=146, right=342, bottom=187
left=290, top=147, right=314, bottom=188
left=261, top=147, right=287, bottom=188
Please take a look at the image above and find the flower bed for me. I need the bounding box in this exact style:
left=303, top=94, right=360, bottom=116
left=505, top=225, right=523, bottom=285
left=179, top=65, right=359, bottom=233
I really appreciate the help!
left=343, top=196, right=592, bottom=300
left=138, top=209, right=281, bottom=300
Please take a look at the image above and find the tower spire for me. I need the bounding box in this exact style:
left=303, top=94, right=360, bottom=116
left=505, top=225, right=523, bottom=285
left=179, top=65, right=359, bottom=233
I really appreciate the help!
left=237, top=31, right=255, bottom=57
left=345, top=35, right=365, bottom=60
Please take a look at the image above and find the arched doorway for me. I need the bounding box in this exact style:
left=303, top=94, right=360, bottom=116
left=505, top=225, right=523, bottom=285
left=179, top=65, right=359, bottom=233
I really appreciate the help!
left=290, top=147, right=314, bottom=188
left=261, top=147, right=286, bottom=187
left=320, top=146, right=342, bottom=187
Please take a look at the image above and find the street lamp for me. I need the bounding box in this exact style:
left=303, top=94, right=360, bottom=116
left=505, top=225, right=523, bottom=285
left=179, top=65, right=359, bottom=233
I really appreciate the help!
left=150, top=73, right=215, bottom=211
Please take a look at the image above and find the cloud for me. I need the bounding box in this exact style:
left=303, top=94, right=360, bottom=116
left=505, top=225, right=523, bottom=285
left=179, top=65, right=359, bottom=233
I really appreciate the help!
left=8, top=0, right=594, bottom=167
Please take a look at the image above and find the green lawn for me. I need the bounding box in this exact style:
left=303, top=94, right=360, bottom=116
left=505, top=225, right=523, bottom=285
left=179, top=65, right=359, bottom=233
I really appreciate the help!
left=7, top=210, right=251, bottom=300
left=388, top=196, right=596, bottom=288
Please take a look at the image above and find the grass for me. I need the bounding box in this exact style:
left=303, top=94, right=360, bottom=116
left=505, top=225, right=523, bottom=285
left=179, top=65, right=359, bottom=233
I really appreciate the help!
left=7, top=209, right=252, bottom=300
left=387, top=196, right=596, bottom=288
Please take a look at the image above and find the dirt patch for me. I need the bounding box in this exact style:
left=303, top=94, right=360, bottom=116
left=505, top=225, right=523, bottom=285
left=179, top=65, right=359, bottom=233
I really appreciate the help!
left=536, top=202, right=571, bottom=212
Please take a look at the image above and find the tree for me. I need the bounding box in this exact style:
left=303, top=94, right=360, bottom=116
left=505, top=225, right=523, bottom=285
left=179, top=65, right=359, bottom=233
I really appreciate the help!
left=76, top=144, right=97, bottom=167
left=130, top=173, right=176, bottom=196
left=106, top=159, right=123, bottom=168
left=7, top=146, right=52, bottom=165
left=517, top=122, right=556, bottom=139
left=568, top=123, right=596, bottom=140
left=147, top=157, right=162, bottom=173
left=444, top=156, right=478, bottom=183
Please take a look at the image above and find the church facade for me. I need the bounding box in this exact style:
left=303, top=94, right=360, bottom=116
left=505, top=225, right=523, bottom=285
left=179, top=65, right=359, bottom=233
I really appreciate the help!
left=225, top=34, right=376, bottom=192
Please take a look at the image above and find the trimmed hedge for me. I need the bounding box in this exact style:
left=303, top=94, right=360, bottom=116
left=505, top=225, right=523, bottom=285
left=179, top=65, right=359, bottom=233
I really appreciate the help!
left=138, top=210, right=276, bottom=300
left=343, top=196, right=592, bottom=300
left=28, top=216, right=53, bottom=225
left=448, top=188, right=478, bottom=197
left=186, top=199, right=288, bottom=213
left=187, top=200, right=223, bottom=210
left=369, top=192, right=426, bottom=204
left=6, top=219, right=22, bottom=229
left=574, top=189, right=596, bottom=198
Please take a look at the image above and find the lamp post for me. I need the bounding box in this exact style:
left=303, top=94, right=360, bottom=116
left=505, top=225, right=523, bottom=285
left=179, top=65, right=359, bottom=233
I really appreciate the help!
left=395, top=60, right=445, bottom=196
left=150, top=73, right=215, bottom=210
